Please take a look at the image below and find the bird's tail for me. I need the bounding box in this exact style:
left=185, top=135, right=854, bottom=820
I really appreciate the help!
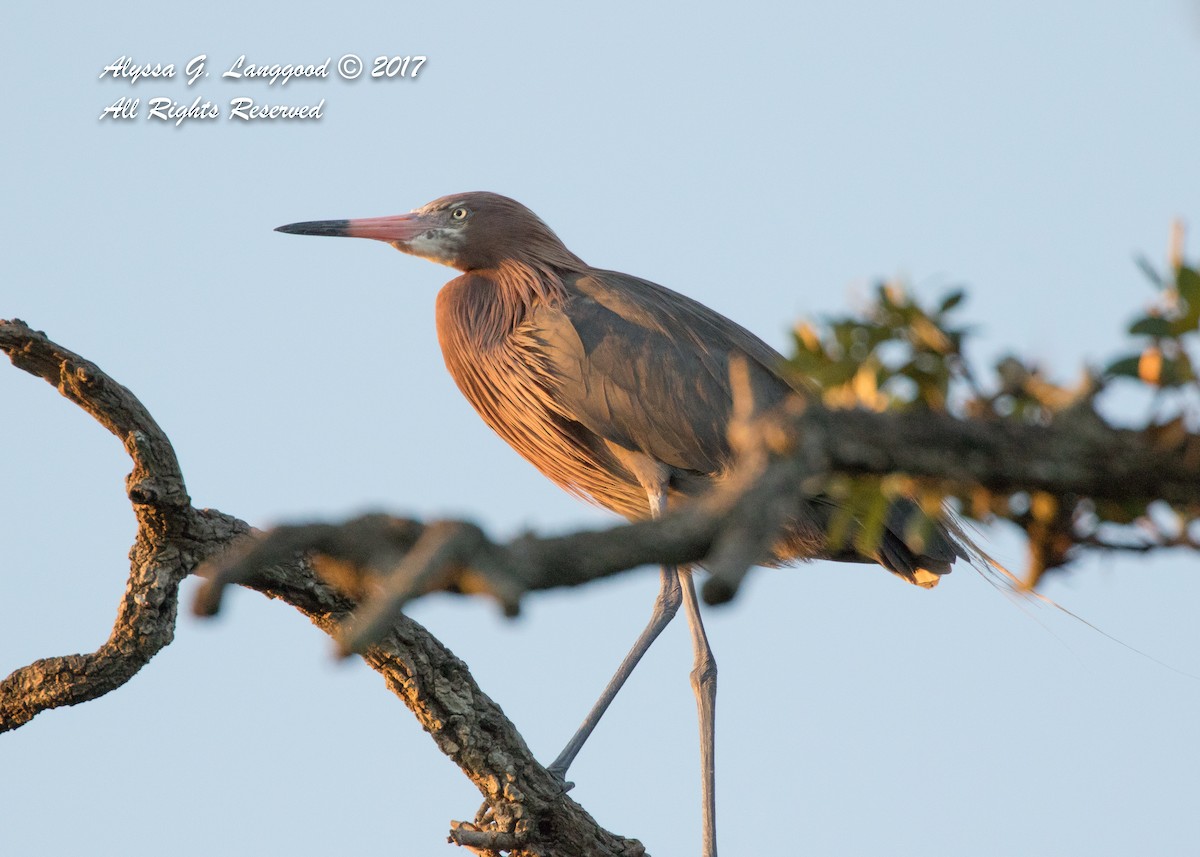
left=778, top=496, right=987, bottom=588
left=873, top=499, right=965, bottom=588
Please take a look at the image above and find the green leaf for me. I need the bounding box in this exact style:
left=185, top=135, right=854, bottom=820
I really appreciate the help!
left=1105, top=355, right=1141, bottom=378
left=831, top=321, right=859, bottom=353
left=1177, top=265, right=1200, bottom=305
left=853, top=491, right=891, bottom=557
left=824, top=491, right=854, bottom=551
left=1169, top=314, right=1199, bottom=338
left=1135, top=255, right=1164, bottom=289
left=1129, top=316, right=1174, bottom=337
left=938, top=290, right=965, bottom=313
left=1174, top=266, right=1200, bottom=334
left=1094, top=499, right=1147, bottom=525
left=819, top=359, right=861, bottom=388
left=1160, top=356, right=1196, bottom=387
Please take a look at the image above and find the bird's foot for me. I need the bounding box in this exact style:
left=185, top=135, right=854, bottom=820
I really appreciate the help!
left=546, top=763, right=576, bottom=793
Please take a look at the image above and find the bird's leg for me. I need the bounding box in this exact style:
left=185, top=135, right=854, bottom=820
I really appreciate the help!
left=679, top=567, right=718, bottom=857
left=547, top=563, right=682, bottom=781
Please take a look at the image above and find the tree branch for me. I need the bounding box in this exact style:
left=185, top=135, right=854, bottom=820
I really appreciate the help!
left=0, top=318, right=216, bottom=730
left=790, top=403, right=1200, bottom=506
left=6, top=313, right=1198, bottom=853
left=195, top=393, right=1200, bottom=654
left=1, top=318, right=645, bottom=856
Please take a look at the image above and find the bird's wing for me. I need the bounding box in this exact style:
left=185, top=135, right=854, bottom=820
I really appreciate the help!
left=527, top=270, right=963, bottom=586
left=528, top=269, right=800, bottom=477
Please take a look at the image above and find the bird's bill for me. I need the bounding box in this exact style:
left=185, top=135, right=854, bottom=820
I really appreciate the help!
left=274, top=213, right=429, bottom=243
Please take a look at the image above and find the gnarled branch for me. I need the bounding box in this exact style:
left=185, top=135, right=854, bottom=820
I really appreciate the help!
left=7, top=314, right=1199, bottom=853
left=1, top=318, right=644, bottom=856
left=194, top=392, right=1200, bottom=656
left=0, top=318, right=216, bottom=730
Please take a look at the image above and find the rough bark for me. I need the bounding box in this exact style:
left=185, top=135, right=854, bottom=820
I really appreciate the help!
left=5, top=315, right=1198, bottom=853
left=0, top=317, right=217, bottom=730
left=195, top=395, right=1200, bottom=639
left=0, top=318, right=644, bottom=856
left=789, top=403, right=1200, bottom=506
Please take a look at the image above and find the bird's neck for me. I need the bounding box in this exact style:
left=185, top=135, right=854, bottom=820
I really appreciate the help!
left=437, top=259, right=569, bottom=351
left=489, top=257, right=569, bottom=320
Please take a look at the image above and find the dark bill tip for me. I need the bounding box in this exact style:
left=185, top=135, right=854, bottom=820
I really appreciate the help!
left=275, top=219, right=352, bottom=237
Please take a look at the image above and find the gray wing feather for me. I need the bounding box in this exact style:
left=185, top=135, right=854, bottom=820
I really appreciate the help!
left=530, top=270, right=797, bottom=477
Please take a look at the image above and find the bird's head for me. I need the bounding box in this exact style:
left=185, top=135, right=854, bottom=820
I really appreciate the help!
left=276, top=191, right=586, bottom=273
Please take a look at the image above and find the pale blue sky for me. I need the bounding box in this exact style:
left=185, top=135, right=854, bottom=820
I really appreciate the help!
left=3, top=3, right=1200, bottom=855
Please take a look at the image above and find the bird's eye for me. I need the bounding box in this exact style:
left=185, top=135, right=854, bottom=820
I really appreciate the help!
left=451, top=207, right=469, bottom=221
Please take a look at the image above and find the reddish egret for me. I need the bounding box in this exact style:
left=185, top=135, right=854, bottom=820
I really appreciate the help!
left=277, top=192, right=966, bottom=856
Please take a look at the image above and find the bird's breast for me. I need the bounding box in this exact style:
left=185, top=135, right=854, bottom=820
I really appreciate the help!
left=433, top=274, right=646, bottom=517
